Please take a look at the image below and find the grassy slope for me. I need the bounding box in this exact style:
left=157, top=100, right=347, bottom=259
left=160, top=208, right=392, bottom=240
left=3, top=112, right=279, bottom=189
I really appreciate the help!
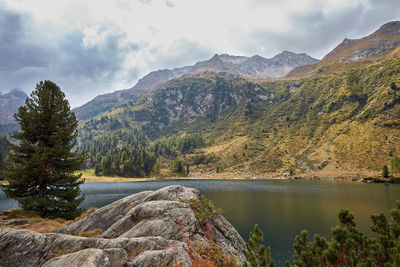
left=0, top=208, right=99, bottom=235
left=232, top=58, right=400, bottom=175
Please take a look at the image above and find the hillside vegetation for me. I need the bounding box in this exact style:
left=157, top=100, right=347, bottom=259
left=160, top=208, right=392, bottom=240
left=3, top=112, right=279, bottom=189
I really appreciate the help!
left=78, top=57, right=400, bottom=177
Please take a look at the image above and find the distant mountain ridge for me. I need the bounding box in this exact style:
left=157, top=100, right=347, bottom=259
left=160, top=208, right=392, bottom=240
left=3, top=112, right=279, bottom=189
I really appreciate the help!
left=73, top=51, right=318, bottom=120
left=129, top=66, right=192, bottom=96
left=129, top=51, right=318, bottom=94
left=287, top=21, right=400, bottom=77
left=0, top=89, right=28, bottom=125
left=323, top=21, right=400, bottom=63
left=188, top=51, right=318, bottom=77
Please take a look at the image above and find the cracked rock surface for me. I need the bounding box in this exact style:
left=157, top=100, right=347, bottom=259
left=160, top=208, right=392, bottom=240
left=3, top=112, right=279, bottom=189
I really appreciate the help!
left=0, top=185, right=246, bottom=266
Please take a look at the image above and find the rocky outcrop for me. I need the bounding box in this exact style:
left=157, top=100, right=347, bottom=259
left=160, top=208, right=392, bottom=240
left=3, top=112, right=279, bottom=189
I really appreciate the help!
left=0, top=185, right=246, bottom=266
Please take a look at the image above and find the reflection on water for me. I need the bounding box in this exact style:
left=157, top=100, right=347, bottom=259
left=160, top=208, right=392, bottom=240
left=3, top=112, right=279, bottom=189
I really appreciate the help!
left=1, top=179, right=399, bottom=266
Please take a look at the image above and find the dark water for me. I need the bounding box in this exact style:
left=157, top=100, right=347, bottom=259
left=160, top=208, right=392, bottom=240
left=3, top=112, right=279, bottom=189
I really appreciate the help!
left=1, top=179, right=400, bottom=266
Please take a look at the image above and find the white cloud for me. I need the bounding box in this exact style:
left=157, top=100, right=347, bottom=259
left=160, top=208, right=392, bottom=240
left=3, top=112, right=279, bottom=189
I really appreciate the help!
left=81, top=25, right=111, bottom=48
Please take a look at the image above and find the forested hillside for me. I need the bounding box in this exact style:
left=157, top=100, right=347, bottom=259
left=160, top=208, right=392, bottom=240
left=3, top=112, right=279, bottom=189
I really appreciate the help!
left=77, top=56, right=400, bottom=177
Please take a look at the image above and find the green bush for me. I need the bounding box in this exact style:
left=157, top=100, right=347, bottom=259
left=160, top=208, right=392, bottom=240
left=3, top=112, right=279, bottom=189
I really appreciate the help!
left=184, top=195, right=222, bottom=224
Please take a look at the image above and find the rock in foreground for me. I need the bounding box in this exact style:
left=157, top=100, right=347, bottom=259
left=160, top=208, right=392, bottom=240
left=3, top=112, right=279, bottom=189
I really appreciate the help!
left=0, top=185, right=246, bottom=266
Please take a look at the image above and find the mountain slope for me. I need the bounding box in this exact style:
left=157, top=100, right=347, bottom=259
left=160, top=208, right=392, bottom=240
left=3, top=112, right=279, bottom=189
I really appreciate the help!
left=73, top=51, right=317, bottom=120
left=79, top=74, right=274, bottom=136
left=72, top=89, right=138, bottom=121
left=287, top=21, right=400, bottom=78
left=0, top=89, right=28, bottom=125
left=323, top=21, right=400, bottom=64
left=129, top=66, right=192, bottom=95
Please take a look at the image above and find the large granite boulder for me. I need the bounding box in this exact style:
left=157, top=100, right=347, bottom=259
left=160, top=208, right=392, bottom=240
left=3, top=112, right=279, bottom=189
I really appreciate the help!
left=0, top=228, right=186, bottom=266
left=0, top=185, right=246, bottom=266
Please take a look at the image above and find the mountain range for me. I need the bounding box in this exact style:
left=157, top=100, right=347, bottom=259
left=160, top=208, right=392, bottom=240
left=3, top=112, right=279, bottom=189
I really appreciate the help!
left=73, top=51, right=318, bottom=120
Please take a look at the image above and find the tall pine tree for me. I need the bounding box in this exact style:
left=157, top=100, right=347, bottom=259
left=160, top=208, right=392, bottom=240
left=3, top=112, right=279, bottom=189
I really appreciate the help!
left=2, top=81, right=86, bottom=219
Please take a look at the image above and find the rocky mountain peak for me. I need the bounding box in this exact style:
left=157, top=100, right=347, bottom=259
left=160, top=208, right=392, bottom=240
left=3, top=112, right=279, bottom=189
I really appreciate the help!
left=279, top=50, right=296, bottom=56
left=220, top=54, right=249, bottom=64
left=342, top=37, right=352, bottom=43
left=209, top=53, right=222, bottom=62
left=374, top=21, right=400, bottom=36
left=248, top=54, right=266, bottom=61
left=0, top=89, right=28, bottom=125
left=267, top=51, right=319, bottom=75
left=322, top=20, right=400, bottom=64
left=7, top=89, right=28, bottom=99
left=189, top=53, right=238, bottom=74
left=274, top=51, right=310, bottom=59
left=286, top=21, right=400, bottom=79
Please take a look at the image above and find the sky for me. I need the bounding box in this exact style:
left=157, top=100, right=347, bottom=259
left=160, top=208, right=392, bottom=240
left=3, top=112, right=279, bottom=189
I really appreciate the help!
left=0, top=0, right=399, bottom=107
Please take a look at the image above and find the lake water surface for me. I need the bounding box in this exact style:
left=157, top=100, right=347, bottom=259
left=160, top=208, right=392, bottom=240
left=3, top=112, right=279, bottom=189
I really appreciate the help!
left=1, top=179, right=400, bottom=266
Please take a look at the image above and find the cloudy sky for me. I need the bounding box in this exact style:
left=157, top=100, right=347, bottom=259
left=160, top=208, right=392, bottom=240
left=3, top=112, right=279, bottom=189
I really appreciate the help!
left=0, top=0, right=399, bottom=107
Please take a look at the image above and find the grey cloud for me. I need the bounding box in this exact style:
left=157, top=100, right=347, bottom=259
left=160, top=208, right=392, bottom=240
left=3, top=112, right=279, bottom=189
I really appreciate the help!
left=145, top=40, right=213, bottom=71
left=46, top=30, right=141, bottom=106
left=0, top=6, right=141, bottom=107
left=58, top=31, right=128, bottom=78
left=0, top=8, right=50, bottom=71
left=241, top=0, right=400, bottom=59
left=52, top=30, right=142, bottom=104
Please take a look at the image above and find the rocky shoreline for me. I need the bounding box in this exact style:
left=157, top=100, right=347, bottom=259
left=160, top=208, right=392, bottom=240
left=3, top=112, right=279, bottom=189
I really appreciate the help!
left=0, top=185, right=246, bottom=266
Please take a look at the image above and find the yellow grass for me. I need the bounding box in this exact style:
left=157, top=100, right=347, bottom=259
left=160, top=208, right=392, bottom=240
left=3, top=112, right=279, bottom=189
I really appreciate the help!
left=0, top=208, right=97, bottom=233
left=81, top=175, right=157, bottom=182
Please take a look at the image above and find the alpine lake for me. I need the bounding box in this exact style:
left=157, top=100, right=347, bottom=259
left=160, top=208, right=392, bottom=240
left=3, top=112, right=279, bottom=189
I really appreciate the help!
left=1, top=179, right=399, bottom=266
